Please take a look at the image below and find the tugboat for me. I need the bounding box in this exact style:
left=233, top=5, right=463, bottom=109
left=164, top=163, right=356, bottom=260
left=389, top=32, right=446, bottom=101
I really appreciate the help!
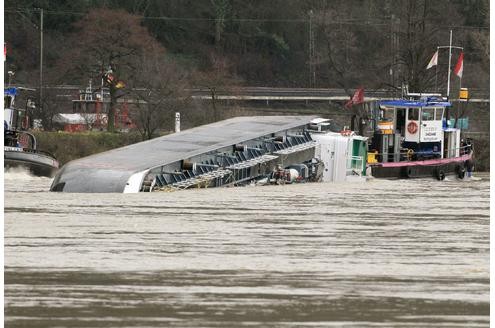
left=367, top=31, right=476, bottom=180
left=367, top=93, right=474, bottom=180
left=4, top=87, right=59, bottom=177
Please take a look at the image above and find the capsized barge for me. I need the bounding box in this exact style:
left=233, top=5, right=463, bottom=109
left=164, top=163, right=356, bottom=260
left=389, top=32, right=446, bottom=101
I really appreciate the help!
left=51, top=116, right=340, bottom=193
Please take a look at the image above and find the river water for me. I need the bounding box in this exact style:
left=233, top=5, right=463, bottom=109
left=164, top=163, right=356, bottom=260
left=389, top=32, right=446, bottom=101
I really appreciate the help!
left=4, top=168, right=490, bottom=327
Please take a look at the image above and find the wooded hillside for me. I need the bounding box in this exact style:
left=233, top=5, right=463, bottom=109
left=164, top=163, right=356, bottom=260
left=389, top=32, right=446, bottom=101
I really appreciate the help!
left=5, top=0, right=489, bottom=93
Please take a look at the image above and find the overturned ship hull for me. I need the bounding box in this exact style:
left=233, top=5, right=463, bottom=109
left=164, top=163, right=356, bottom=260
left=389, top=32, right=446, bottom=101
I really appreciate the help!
left=51, top=116, right=320, bottom=193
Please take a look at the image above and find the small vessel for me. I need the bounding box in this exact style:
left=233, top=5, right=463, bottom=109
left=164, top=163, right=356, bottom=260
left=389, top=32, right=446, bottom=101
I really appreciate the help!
left=366, top=30, right=475, bottom=180
left=4, top=87, right=59, bottom=177
left=367, top=94, right=474, bottom=180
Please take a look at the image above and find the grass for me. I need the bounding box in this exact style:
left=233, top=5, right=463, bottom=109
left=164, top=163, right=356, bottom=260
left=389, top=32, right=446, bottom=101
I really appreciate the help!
left=32, top=131, right=143, bottom=166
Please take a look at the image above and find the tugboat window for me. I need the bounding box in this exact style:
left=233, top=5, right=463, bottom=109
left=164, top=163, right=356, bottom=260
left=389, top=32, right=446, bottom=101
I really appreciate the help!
left=5, top=96, right=12, bottom=108
left=380, top=108, right=394, bottom=121
left=422, top=108, right=435, bottom=121
left=434, top=108, right=444, bottom=120
left=408, top=108, right=419, bottom=120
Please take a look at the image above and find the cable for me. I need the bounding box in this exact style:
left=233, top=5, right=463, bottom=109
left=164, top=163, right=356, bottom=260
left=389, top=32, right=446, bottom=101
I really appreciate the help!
left=4, top=8, right=489, bottom=29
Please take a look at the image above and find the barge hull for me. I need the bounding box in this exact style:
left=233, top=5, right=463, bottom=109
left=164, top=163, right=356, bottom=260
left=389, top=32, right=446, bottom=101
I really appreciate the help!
left=51, top=116, right=319, bottom=193
left=370, top=154, right=473, bottom=180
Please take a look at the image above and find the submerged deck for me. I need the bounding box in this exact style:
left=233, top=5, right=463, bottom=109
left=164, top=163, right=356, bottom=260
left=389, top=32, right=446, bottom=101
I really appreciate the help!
left=51, top=116, right=318, bottom=193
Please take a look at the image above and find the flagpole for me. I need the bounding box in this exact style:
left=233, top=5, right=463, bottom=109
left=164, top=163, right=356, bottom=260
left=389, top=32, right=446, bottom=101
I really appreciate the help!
left=431, top=32, right=463, bottom=99
left=459, top=71, right=462, bottom=91
left=435, top=47, right=439, bottom=92
left=446, top=30, right=452, bottom=100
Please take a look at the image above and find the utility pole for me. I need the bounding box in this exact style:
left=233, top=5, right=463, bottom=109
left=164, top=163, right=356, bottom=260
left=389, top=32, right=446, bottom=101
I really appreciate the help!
left=308, top=10, right=316, bottom=88
left=389, top=15, right=400, bottom=98
left=39, top=8, right=44, bottom=112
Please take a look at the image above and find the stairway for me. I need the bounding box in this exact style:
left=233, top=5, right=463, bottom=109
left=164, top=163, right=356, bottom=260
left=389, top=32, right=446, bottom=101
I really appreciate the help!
left=152, top=165, right=232, bottom=191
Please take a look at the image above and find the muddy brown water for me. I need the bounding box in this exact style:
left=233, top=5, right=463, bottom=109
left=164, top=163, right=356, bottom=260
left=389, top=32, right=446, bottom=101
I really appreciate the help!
left=4, top=169, right=489, bottom=327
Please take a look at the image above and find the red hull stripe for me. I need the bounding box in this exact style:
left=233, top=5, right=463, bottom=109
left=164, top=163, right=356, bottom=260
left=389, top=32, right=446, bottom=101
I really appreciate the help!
left=372, top=153, right=472, bottom=168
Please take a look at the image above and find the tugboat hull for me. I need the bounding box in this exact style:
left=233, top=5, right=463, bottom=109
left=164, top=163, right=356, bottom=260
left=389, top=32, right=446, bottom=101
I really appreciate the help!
left=5, top=147, right=59, bottom=177
left=370, top=153, right=473, bottom=180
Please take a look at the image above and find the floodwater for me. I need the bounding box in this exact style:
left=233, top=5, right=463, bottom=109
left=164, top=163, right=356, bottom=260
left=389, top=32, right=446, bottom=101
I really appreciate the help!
left=4, top=168, right=490, bottom=327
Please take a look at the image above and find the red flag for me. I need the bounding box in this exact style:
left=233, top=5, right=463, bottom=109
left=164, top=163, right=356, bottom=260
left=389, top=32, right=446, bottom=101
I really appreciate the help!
left=345, top=88, right=364, bottom=108
left=454, top=52, right=464, bottom=78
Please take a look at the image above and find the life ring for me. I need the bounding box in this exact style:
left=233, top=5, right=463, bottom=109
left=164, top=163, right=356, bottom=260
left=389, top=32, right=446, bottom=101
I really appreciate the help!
left=407, top=121, right=418, bottom=134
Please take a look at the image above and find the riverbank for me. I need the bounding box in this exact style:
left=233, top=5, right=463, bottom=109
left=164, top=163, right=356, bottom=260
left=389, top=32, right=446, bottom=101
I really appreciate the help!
left=32, top=131, right=143, bottom=167
left=32, top=128, right=489, bottom=172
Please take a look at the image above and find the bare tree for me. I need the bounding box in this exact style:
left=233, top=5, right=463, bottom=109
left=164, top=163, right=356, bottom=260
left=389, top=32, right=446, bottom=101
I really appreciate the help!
left=130, top=46, right=191, bottom=140
left=193, top=51, right=241, bottom=122
left=469, top=29, right=489, bottom=73
left=37, top=88, right=66, bottom=130
left=62, top=9, right=158, bottom=132
left=211, top=0, right=230, bottom=47
left=313, top=0, right=390, bottom=95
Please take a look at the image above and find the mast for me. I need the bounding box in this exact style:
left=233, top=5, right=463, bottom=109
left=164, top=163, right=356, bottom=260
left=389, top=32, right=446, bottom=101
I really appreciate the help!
left=437, top=30, right=463, bottom=100
left=446, top=30, right=452, bottom=100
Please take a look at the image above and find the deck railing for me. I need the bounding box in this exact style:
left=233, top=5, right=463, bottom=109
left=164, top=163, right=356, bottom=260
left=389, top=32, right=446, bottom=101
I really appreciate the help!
left=368, top=144, right=473, bottom=163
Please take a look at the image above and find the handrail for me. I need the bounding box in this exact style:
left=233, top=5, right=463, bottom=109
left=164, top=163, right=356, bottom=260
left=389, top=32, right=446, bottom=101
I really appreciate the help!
left=369, top=144, right=472, bottom=157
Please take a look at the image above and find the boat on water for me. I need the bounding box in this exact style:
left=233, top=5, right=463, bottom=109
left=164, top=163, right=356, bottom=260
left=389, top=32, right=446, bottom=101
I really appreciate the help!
left=366, top=94, right=474, bottom=180
left=49, top=101, right=473, bottom=194
left=365, top=30, right=476, bottom=180
left=50, top=115, right=369, bottom=193
left=4, top=87, right=59, bottom=177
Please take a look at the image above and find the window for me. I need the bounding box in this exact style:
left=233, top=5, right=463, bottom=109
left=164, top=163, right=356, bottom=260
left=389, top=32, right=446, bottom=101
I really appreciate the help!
left=408, top=108, right=419, bottom=120
left=4, top=96, right=12, bottom=109
left=434, top=108, right=444, bottom=120
left=380, top=108, right=394, bottom=121
left=422, top=108, right=435, bottom=121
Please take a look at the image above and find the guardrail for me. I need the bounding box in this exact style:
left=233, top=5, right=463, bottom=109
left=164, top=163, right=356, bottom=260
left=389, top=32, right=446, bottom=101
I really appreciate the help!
left=7, top=84, right=490, bottom=103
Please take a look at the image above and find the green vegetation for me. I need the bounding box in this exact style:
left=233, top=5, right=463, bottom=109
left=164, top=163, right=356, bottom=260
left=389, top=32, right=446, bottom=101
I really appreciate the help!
left=32, top=131, right=143, bottom=166
left=4, top=1, right=490, bottom=170
left=5, top=0, right=489, bottom=91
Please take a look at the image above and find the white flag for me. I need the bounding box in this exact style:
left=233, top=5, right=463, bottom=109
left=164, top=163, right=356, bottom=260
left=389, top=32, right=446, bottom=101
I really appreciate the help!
left=426, top=50, right=438, bottom=70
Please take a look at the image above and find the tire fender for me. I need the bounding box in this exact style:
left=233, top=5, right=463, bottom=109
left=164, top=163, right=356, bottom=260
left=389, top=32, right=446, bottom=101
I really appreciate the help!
left=436, top=169, right=445, bottom=181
